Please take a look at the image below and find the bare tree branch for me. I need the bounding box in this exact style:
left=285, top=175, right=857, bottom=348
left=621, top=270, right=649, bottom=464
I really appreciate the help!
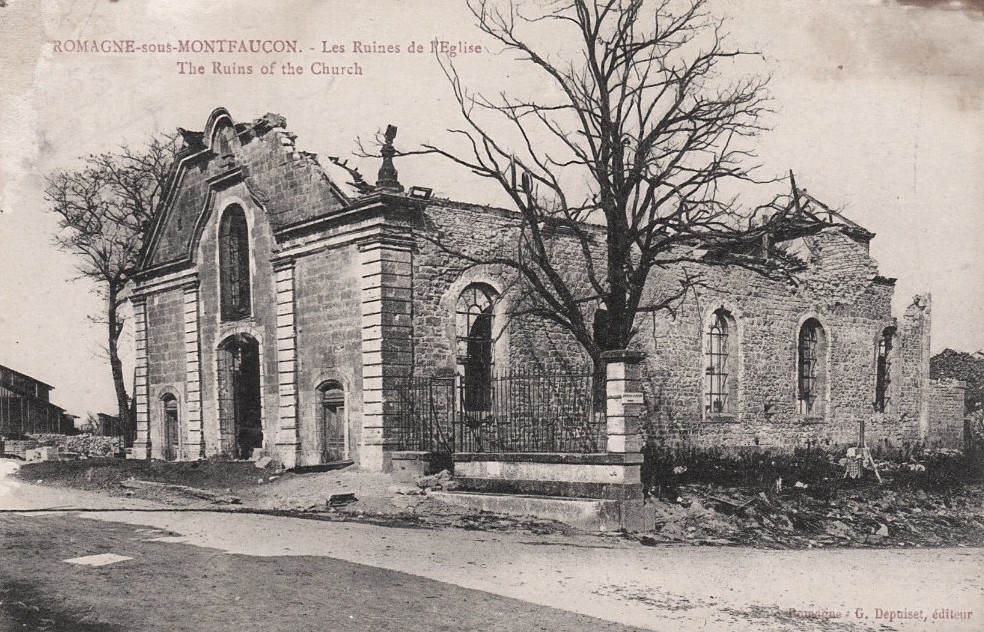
left=45, top=133, right=179, bottom=440
left=384, top=0, right=835, bottom=372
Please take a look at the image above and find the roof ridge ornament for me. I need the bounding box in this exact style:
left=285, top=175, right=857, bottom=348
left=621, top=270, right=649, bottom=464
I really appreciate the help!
left=375, top=124, right=404, bottom=193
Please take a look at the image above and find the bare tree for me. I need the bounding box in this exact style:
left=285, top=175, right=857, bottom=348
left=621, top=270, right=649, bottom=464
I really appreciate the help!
left=46, top=135, right=178, bottom=441
left=389, top=0, right=816, bottom=374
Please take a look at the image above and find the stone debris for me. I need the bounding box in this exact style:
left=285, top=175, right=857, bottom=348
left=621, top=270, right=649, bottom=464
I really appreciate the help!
left=390, top=494, right=424, bottom=510
left=415, top=469, right=453, bottom=490
left=636, top=481, right=984, bottom=549
left=326, top=492, right=357, bottom=507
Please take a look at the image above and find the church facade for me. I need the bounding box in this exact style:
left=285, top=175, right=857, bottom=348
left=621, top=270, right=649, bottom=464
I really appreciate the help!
left=130, top=108, right=962, bottom=469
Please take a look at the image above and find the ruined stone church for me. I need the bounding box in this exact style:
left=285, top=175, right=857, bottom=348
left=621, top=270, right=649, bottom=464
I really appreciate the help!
left=130, top=108, right=962, bottom=470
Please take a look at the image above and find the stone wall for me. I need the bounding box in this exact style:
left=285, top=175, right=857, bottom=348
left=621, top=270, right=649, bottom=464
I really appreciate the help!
left=410, top=201, right=931, bottom=454
left=135, top=108, right=941, bottom=468
left=144, top=287, right=187, bottom=456
left=637, top=232, right=928, bottom=453
left=928, top=379, right=967, bottom=449
left=411, top=201, right=595, bottom=378
left=293, top=243, right=364, bottom=466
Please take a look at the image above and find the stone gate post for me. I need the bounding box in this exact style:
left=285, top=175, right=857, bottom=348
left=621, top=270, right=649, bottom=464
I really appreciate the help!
left=602, top=349, right=646, bottom=454
left=601, top=349, right=650, bottom=529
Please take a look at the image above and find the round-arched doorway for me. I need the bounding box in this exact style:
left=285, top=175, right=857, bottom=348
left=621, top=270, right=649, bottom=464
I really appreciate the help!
left=217, top=334, right=263, bottom=459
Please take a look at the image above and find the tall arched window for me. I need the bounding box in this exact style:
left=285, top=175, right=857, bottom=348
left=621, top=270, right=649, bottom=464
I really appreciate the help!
left=797, top=318, right=827, bottom=416
left=874, top=326, right=896, bottom=413
left=161, top=394, right=179, bottom=461
left=705, top=309, right=737, bottom=415
left=219, top=206, right=251, bottom=321
left=456, top=283, right=497, bottom=411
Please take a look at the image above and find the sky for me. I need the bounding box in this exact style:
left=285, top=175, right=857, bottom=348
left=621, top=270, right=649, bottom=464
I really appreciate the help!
left=0, top=0, right=981, bottom=418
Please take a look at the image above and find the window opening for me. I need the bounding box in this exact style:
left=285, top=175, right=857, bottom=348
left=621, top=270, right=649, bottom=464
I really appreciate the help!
left=219, top=206, right=251, bottom=321
left=705, top=310, right=732, bottom=414
left=798, top=319, right=826, bottom=415
left=874, top=327, right=895, bottom=412
left=456, top=284, right=497, bottom=412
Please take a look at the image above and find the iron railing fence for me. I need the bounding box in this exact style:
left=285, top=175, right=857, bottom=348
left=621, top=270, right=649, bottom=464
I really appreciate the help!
left=392, top=376, right=457, bottom=453
left=394, top=370, right=604, bottom=454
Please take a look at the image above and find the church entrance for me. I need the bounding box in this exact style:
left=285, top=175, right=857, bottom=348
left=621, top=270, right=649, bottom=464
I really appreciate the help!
left=217, top=335, right=263, bottom=459
left=319, top=382, right=347, bottom=462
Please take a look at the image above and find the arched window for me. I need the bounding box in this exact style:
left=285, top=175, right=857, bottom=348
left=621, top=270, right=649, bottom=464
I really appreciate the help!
left=705, top=309, right=737, bottom=415
left=874, top=326, right=896, bottom=413
left=456, top=283, right=497, bottom=412
left=797, top=318, right=827, bottom=416
left=162, top=394, right=179, bottom=461
left=318, top=381, right=347, bottom=462
left=219, top=206, right=251, bottom=321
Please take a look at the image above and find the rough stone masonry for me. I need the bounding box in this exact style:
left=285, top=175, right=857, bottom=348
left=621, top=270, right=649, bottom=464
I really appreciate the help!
left=129, top=108, right=963, bottom=470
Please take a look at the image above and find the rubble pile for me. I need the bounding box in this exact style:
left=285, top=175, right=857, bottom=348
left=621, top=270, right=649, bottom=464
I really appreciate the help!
left=64, top=435, right=122, bottom=458
left=640, top=481, right=984, bottom=548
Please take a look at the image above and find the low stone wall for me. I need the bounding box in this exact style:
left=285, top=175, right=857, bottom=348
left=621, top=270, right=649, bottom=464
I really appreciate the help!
left=1, top=439, right=38, bottom=458
left=453, top=452, right=644, bottom=500
left=12, top=434, right=124, bottom=459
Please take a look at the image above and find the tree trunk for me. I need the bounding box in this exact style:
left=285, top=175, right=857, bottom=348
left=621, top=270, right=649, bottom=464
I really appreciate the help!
left=107, top=287, right=133, bottom=446
left=592, top=352, right=607, bottom=413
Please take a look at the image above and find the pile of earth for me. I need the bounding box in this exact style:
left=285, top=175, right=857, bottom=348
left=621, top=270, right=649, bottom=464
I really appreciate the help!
left=12, top=459, right=574, bottom=535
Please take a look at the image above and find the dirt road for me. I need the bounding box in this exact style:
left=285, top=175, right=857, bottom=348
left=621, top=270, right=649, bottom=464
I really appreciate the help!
left=2, top=459, right=981, bottom=631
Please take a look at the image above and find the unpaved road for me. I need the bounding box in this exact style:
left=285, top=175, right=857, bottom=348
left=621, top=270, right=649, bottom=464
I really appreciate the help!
left=2, top=459, right=981, bottom=631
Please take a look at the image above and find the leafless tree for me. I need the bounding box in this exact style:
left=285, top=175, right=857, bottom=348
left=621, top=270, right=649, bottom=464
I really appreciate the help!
left=46, top=134, right=178, bottom=442
left=388, top=0, right=815, bottom=375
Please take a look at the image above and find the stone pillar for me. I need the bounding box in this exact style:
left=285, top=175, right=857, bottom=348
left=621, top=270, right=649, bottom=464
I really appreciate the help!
left=273, top=260, right=300, bottom=469
left=130, top=297, right=151, bottom=459
left=358, top=234, right=414, bottom=472
left=602, top=349, right=648, bottom=529
left=182, top=282, right=204, bottom=459
left=603, top=349, right=646, bottom=454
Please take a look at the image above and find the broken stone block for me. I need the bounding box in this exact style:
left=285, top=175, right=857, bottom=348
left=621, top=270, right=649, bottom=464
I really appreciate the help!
left=824, top=520, right=852, bottom=539
left=415, top=474, right=442, bottom=489
left=255, top=456, right=273, bottom=469
left=327, top=492, right=357, bottom=507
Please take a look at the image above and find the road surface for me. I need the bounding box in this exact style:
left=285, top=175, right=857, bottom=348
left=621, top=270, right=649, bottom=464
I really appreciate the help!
left=1, top=459, right=981, bottom=631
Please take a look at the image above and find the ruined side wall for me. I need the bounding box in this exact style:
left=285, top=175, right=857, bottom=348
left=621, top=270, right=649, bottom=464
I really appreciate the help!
left=895, top=295, right=932, bottom=441
left=408, top=204, right=931, bottom=455
left=637, top=230, right=925, bottom=453
left=928, top=379, right=967, bottom=449
left=293, top=244, right=364, bottom=466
